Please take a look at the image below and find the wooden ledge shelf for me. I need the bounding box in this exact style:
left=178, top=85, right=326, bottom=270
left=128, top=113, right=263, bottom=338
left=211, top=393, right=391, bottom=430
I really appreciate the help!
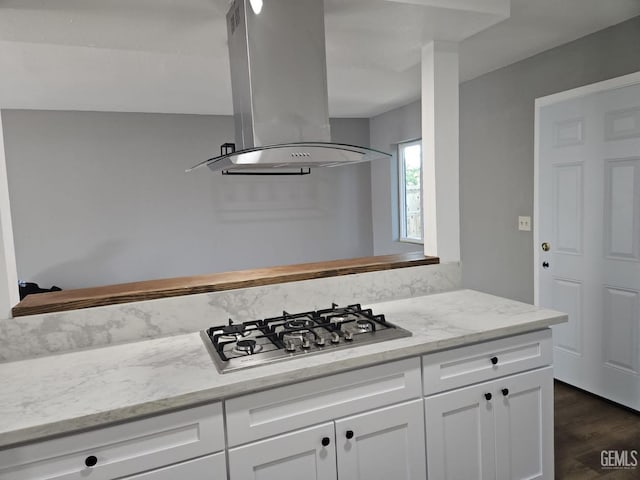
left=12, top=253, right=439, bottom=317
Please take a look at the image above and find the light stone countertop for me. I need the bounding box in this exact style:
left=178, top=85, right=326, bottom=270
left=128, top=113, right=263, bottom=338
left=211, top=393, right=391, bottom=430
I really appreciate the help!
left=0, top=289, right=567, bottom=449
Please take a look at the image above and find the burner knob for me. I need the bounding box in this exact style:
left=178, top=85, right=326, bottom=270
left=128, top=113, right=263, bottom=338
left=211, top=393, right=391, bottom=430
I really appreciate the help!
left=301, top=337, right=311, bottom=349
left=316, top=337, right=326, bottom=346
left=344, top=331, right=354, bottom=341
left=330, top=332, right=340, bottom=344
left=285, top=340, right=296, bottom=352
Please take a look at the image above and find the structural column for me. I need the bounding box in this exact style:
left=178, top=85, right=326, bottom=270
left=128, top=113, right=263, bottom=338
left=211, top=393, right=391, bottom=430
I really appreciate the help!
left=0, top=112, right=19, bottom=318
left=421, top=40, right=461, bottom=262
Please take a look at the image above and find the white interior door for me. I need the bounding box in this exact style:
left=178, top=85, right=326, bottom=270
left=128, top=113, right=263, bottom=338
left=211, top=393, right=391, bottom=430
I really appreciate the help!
left=537, top=77, right=640, bottom=410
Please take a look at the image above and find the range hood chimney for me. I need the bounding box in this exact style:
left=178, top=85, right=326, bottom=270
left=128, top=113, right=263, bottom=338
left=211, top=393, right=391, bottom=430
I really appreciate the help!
left=187, top=0, right=390, bottom=174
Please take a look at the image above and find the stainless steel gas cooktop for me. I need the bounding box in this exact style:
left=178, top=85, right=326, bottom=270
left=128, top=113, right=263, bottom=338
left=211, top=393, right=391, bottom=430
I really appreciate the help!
left=201, top=303, right=411, bottom=373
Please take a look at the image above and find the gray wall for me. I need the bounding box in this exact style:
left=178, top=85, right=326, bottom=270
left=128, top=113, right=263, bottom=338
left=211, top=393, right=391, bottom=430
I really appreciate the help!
left=1, top=111, right=373, bottom=289
left=369, top=101, right=423, bottom=256
left=460, top=16, right=640, bottom=302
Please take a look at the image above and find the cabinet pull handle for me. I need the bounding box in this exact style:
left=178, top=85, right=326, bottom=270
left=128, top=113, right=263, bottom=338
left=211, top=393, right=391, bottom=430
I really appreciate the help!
left=346, top=430, right=354, bottom=440
left=490, top=356, right=498, bottom=365
left=502, top=388, right=509, bottom=396
left=85, top=455, right=98, bottom=467
left=484, top=392, right=492, bottom=401
left=321, top=437, right=331, bottom=447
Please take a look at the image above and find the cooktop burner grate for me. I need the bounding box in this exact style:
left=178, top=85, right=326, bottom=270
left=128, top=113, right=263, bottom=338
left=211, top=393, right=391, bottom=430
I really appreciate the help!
left=201, top=303, right=411, bottom=373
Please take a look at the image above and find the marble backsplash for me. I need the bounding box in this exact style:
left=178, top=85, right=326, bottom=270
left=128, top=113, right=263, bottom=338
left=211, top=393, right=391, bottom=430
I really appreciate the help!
left=0, top=262, right=461, bottom=363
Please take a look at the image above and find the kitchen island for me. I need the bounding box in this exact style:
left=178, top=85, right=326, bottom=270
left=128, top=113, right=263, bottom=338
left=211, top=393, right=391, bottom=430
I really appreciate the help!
left=0, top=289, right=566, bottom=479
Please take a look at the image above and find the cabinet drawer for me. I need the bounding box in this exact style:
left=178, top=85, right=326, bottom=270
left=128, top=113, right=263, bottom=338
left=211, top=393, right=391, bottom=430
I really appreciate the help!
left=422, top=329, right=552, bottom=395
left=0, top=403, right=224, bottom=480
left=121, top=452, right=227, bottom=480
left=226, top=357, right=421, bottom=447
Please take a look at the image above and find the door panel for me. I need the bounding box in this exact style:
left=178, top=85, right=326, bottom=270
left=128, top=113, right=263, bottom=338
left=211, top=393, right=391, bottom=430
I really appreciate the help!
left=552, top=163, right=583, bottom=254
left=335, top=400, right=426, bottom=480
left=605, top=107, right=640, bottom=141
left=604, top=158, right=640, bottom=261
left=228, top=423, right=336, bottom=480
left=538, top=79, right=640, bottom=410
left=425, top=382, right=496, bottom=480
left=553, top=117, right=584, bottom=147
left=551, top=278, right=583, bottom=356
left=603, top=287, right=639, bottom=374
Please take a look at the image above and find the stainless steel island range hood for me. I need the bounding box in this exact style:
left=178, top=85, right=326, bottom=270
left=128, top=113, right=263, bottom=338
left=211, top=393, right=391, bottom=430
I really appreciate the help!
left=187, top=0, right=390, bottom=174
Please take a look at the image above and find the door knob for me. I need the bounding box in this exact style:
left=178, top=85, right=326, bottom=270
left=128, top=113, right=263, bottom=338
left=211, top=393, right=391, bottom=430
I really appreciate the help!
left=484, top=392, right=492, bottom=401
left=541, top=242, right=550, bottom=252
left=346, top=430, right=354, bottom=439
left=321, top=437, right=331, bottom=447
left=542, top=261, right=549, bottom=269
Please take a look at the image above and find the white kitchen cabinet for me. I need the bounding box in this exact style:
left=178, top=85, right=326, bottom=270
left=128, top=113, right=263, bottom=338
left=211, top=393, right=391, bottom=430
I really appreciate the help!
left=0, top=403, right=225, bottom=480
left=425, top=366, right=553, bottom=480
left=422, top=329, right=552, bottom=396
left=0, top=330, right=558, bottom=480
left=424, top=379, right=497, bottom=480
left=494, top=367, right=554, bottom=480
left=225, top=357, right=421, bottom=447
left=120, top=452, right=227, bottom=479
left=228, top=422, right=337, bottom=480
left=228, top=400, right=426, bottom=480
left=335, top=399, right=426, bottom=480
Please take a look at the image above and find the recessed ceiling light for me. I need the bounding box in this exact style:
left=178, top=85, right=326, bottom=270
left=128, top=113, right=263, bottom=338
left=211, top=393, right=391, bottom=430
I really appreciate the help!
left=249, top=0, right=263, bottom=15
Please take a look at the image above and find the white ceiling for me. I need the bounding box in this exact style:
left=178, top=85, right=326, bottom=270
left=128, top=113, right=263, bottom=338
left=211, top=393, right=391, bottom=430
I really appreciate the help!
left=0, top=0, right=639, bottom=117
left=460, top=0, right=640, bottom=84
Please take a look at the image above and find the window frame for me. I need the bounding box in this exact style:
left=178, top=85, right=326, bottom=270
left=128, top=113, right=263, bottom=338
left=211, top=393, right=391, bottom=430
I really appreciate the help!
left=397, top=139, right=424, bottom=244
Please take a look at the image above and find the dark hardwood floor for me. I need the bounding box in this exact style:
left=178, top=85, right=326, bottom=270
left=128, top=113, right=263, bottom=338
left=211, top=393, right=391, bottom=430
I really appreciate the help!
left=555, top=380, right=640, bottom=479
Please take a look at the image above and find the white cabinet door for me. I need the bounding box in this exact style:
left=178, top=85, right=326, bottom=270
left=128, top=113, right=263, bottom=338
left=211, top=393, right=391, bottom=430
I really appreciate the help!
left=335, top=399, right=426, bottom=480
left=494, top=367, right=554, bottom=480
left=425, top=367, right=554, bottom=480
left=228, top=422, right=337, bottom=480
left=121, top=452, right=227, bottom=479
left=425, top=381, right=496, bottom=480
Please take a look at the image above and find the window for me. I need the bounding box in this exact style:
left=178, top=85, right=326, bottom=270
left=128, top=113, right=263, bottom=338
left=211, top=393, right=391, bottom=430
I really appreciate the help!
left=398, top=140, right=423, bottom=243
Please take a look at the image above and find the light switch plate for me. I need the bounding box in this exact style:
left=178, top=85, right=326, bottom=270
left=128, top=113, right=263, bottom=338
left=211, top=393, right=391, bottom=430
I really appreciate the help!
left=518, top=216, right=531, bottom=231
